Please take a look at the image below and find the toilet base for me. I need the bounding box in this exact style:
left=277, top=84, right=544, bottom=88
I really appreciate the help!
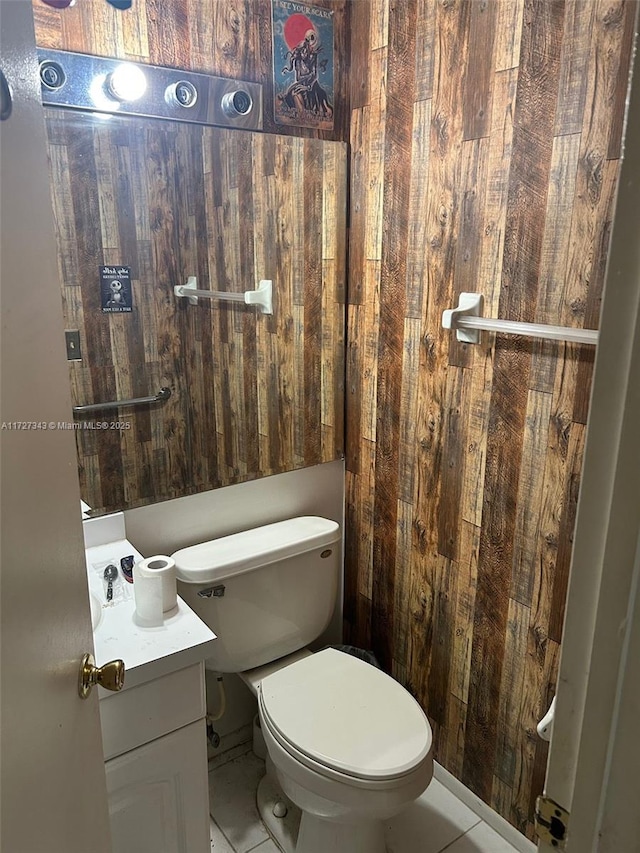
left=257, top=767, right=390, bottom=853
left=296, top=811, right=386, bottom=853
left=257, top=772, right=300, bottom=853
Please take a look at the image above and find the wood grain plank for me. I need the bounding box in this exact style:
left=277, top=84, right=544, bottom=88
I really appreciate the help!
left=371, top=0, right=417, bottom=670
left=549, top=423, right=586, bottom=641
left=411, top=0, right=470, bottom=567
left=370, top=0, right=389, bottom=50
left=460, top=69, right=517, bottom=527
left=405, top=98, right=432, bottom=320
left=397, top=318, right=422, bottom=504
left=65, top=121, right=113, bottom=370
left=554, top=0, right=595, bottom=135
left=494, top=598, right=530, bottom=786
left=495, top=0, right=525, bottom=71
left=360, top=261, right=381, bottom=444
left=448, top=520, right=480, bottom=706
left=606, top=0, right=637, bottom=159
left=121, top=0, right=150, bottom=58
left=463, top=0, right=497, bottom=140
left=415, top=0, right=437, bottom=101
left=45, top=131, right=80, bottom=288
left=303, top=142, right=323, bottom=465
left=349, top=0, right=371, bottom=109
left=449, top=137, right=489, bottom=367
left=345, top=303, right=363, bottom=474
left=477, top=68, right=518, bottom=318
left=427, top=555, right=456, bottom=726
left=510, top=390, right=552, bottom=605
left=442, top=694, right=468, bottom=779
left=364, top=49, right=388, bottom=263
left=392, top=498, right=414, bottom=659
left=530, top=133, right=581, bottom=393
left=348, top=107, right=367, bottom=306
left=438, top=367, right=471, bottom=560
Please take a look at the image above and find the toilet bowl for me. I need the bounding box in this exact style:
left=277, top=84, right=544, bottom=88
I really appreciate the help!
left=172, top=517, right=434, bottom=852
left=257, top=648, right=433, bottom=853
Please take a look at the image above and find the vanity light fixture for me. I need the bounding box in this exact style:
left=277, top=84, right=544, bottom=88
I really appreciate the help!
left=39, top=49, right=263, bottom=130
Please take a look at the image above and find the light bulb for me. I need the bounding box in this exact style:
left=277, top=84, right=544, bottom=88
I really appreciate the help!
left=107, top=63, right=147, bottom=102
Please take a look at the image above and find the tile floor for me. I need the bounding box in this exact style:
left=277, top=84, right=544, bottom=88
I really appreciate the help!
left=208, top=748, right=521, bottom=853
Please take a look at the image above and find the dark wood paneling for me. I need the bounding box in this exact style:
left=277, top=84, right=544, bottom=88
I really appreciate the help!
left=45, top=111, right=346, bottom=515
left=33, top=0, right=350, bottom=143
left=463, top=0, right=566, bottom=803
left=371, top=0, right=416, bottom=670
left=345, top=0, right=634, bottom=838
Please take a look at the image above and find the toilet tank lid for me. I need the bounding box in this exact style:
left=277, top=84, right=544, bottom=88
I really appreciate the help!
left=171, top=516, right=341, bottom=584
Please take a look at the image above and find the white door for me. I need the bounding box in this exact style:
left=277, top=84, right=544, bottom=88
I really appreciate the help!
left=538, top=13, right=640, bottom=853
left=0, top=3, right=112, bottom=852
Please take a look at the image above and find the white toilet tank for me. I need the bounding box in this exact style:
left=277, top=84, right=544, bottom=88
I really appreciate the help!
left=172, top=517, right=341, bottom=673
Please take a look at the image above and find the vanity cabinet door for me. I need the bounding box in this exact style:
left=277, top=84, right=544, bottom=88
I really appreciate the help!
left=105, top=720, right=210, bottom=853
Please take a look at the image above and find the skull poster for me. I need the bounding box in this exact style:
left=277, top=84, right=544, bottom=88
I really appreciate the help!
left=272, top=1, right=335, bottom=131
left=100, top=265, right=132, bottom=313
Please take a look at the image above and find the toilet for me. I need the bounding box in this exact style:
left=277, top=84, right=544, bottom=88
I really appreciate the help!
left=173, top=517, right=433, bottom=853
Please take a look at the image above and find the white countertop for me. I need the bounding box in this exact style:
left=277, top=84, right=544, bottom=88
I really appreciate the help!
left=86, top=533, right=216, bottom=693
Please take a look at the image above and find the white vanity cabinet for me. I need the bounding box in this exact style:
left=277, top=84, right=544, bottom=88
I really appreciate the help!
left=85, top=524, right=216, bottom=853
left=100, top=662, right=210, bottom=853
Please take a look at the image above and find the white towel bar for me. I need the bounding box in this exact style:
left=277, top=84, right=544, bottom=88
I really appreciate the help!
left=442, top=293, right=598, bottom=346
left=174, top=276, right=273, bottom=315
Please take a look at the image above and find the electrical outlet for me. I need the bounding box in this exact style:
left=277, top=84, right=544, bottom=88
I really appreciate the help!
left=65, top=330, right=82, bottom=361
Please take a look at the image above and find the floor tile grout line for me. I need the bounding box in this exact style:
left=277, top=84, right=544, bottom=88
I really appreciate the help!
left=435, top=817, right=484, bottom=853
left=210, top=813, right=241, bottom=852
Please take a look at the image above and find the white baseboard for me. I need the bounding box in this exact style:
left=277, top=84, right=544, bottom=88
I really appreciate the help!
left=433, top=763, right=537, bottom=853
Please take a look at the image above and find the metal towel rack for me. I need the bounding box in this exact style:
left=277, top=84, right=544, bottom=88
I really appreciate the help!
left=174, top=276, right=273, bottom=315
left=73, top=387, right=171, bottom=415
left=442, top=293, right=599, bottom=346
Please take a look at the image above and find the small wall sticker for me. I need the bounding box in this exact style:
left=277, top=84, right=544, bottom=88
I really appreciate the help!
left=100, top=266, right=133, bottom=313
left=272, top=0, right=334, bottom=131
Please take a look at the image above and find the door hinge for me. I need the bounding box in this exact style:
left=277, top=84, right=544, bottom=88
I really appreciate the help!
left=535, top=795, right=569, bottom=850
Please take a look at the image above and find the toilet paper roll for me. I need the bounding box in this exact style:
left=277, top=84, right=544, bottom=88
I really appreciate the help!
left=133, top=556, right=177, bottom=626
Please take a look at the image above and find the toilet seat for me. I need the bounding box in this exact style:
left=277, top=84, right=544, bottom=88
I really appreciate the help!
left=259, top=648, right=432, bottom=784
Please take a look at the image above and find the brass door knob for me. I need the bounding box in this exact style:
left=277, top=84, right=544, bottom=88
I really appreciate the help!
left=78, top=652, right=125, bottom=699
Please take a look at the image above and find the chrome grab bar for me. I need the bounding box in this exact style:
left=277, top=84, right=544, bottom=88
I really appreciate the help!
left=72, top=387, right=171, bottom=415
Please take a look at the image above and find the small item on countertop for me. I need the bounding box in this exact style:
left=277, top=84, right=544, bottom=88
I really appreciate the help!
left=137, top=556, right=177, bottom=613
left=103, top=564, right=118, bottom=602
left=133, top=556, right=177, bottom=627
left=120, top=555, right=135, bottom=583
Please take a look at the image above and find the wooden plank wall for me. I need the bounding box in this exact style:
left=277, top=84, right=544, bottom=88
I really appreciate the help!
left=345, top=0, right=636, bottom=838
left=33, top=0, right=350, bottom=142
left=45, top=109, right=346, bottom=515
